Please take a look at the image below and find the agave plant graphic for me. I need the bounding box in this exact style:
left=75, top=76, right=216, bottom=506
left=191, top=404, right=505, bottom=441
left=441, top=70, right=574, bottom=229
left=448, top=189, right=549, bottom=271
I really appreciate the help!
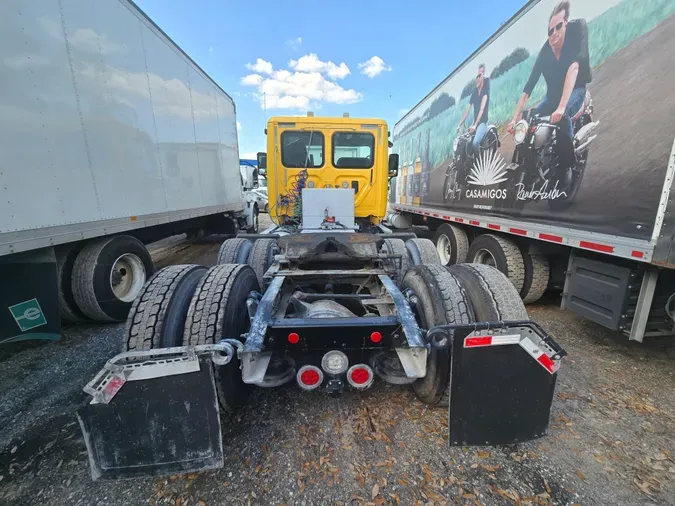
left=467, top=149, right=509, bottom=186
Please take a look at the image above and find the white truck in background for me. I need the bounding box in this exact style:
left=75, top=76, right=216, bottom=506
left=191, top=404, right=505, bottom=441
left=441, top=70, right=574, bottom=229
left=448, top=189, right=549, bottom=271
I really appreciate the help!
left=388, top=0, right=675, bottom=342
left=0, top=0, right=255, bottom=343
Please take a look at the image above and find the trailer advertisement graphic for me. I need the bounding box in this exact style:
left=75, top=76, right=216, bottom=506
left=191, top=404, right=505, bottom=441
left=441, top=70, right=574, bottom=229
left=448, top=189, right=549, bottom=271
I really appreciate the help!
left=392, top=0, right=675, bottom=241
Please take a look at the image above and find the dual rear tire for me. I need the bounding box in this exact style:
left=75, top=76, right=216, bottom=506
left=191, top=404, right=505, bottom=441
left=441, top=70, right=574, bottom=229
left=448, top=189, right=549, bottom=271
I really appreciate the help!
left=403, top=262, right=528, bottom=407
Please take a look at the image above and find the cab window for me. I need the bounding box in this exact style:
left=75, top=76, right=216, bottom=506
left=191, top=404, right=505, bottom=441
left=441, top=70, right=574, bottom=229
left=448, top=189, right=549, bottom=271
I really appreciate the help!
left=281, top=131, right=324, bottom=168
left=332, top=132, right=375, bottom=169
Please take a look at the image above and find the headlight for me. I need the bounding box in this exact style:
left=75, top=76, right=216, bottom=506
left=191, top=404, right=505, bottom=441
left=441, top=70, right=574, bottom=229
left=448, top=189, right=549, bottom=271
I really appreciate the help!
left=514, top=120, right=529, bottom=144
left=321, top=350, right=349, bottom=375
left=453, top=137, right=460, bottom=153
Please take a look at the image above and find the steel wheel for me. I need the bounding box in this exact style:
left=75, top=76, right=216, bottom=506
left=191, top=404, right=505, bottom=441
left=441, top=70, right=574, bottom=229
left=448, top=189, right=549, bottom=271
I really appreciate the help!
left=472, top=248, right=497, bottom=268
left=110, top=253, right=147, bottom=302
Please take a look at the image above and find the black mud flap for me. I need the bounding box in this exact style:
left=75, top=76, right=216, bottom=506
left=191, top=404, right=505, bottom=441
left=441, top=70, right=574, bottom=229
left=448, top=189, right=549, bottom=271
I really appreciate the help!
left=447, top=323, right=565, bottom=446
left=77, top=356, right=223, bottom=480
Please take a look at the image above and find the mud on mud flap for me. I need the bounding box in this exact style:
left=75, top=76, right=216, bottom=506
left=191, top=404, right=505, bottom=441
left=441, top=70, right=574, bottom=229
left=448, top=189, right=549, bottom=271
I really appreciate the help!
left=445, top=322, right=566, bottom=446
left=77, top=347, right=228, bottom=480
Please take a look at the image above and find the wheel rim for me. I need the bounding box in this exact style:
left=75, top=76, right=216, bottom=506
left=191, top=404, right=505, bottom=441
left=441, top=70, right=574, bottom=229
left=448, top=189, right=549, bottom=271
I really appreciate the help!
left=473, top=248, right=497, bottom=268
left=436, top=234, right=452, bottom=265
left=110, top=253, right=146, bottom=302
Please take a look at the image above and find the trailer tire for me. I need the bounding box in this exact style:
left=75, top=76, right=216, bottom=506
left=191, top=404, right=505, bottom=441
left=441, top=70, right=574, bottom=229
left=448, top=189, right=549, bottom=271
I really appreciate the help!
left=247, top=205, right=259, bottom=234
left=72, top=235, right=154, bottom=322
left=448, top=264, right=528, bottom=321
left=381, top=238, right=411, bottom=284
left=184, top=264, right=259, bottom=413
left=466, top=234, right=525, bottom=294
left=433, top=223, right=468, bottom=266
left=247, top=239, right=277, bottom=288
left=217, top=238, right=253, bottom=265
left=520, top=251, right=550, bottom=304
left=402, top=265, right=474, bottom=406
left=56, top=244, right=87, bottom=323
left=405, top=238, right=441, bottom=265
left=125, top=265, right=208, bottom=351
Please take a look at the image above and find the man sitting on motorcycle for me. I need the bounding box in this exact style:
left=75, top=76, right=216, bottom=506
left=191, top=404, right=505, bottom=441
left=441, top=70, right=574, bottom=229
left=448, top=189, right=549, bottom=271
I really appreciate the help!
left=508, top=1, right=591, bottom=142
left=457, top=63, right=490, bottom=156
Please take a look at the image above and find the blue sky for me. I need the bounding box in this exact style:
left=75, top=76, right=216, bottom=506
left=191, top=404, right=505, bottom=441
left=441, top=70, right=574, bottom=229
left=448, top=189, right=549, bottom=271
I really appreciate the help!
left=134, top=0, right=526, bottom=158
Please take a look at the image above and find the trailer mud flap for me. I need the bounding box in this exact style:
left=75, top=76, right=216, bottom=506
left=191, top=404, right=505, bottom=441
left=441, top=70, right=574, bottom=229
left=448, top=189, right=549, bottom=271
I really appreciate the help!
left=77, top=355, right=223, bottom=480
left=447, top=323, right=565, bottom=446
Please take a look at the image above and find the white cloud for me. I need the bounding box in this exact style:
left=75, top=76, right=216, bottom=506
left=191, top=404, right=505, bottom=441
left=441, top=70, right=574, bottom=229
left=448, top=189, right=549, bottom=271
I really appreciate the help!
left=246, top=58, right=273, bottom=75
left=209, top=46, right=214, bottom=53
left=241, top=152, right=259, bottom=159
left=241, top=74, right=263, bottom=86
left=4, top=54, right=51, bottom=70
left=242, top=69, right=361, bottom=110
left=237, top=121, right=242, bottom=131
left=287, top=36, right=303, bottom=50
left=289, top=53, right=350, bottom=80
left=358, top=56, right=392, bottom=78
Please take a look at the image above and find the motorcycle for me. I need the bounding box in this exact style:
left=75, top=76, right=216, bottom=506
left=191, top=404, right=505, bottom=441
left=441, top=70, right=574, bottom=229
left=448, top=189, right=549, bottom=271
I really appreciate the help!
left=507, top=90, right=599, bottom=210
left=444, top=124, right=500, bottom=201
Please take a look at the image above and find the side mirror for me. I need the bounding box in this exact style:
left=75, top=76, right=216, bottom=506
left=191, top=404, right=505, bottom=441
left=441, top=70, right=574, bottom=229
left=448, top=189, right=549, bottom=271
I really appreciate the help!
left=257, top=152, right=267, bottom=170
left=388, top=153, right=399, bottom=178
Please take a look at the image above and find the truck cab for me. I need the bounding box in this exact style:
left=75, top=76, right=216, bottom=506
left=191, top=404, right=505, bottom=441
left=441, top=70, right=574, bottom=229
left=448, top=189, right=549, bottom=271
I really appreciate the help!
left=257, top=114, right=398, bottom=229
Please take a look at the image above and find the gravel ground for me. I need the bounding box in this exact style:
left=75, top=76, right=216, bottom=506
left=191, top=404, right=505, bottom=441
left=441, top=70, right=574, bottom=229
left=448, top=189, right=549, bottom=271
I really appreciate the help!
left=1, top=216, right=674, bottom=506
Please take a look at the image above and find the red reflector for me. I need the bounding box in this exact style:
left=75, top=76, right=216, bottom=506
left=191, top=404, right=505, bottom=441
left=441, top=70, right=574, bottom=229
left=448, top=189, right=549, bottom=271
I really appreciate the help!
left=465, top=336, right=492, bottom=347
left=350, top=367, right=370, bottom=385
left=509, top=227, right=527, bottom=235
left=443, top=216, right=451, bottom=220
left=370, top=331, right=382, bottom=343
left=288, top=332, right=300, bottom=344
left=469, top=220, right=480, bottom=226
left=300, top=369, right=320, bottom=386
left=580, top=240, right=614, bottom=254
left=631, top=250, right=644, bottom=259
left=488, top=224, right=500, bottom=230
left=539, top=233, right=563, bottom=243
left=433, top=213, right=439, bottom=217
left=455, top=218, right=464, bottom=223
left=537, top=353, right=556, bottom=373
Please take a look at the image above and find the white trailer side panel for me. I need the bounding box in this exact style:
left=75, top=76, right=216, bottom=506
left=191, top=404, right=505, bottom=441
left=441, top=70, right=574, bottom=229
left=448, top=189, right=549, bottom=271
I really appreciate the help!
left=0, top=0, right=242, bottom=247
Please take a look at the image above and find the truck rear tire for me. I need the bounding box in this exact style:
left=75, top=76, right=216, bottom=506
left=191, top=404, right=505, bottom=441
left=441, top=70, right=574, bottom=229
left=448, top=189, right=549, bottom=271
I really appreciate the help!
left=125, top=265, right=208, bottom=351
left=217, top=238, right=253, bottom=265
left=447, top=264, right=528, bottom=321
left=433, top=223, right=468, bottom=266
left=405, top=238, right=441, bottom=265
left=520, top=250, right=550, bottom=304
left=381, top=238, right=411, bottom=284
left=183, top=264, right=259, bottom=413
left=402, top=265, right=474, bottom=406
left=247, top=239, right=277, bottom=288
left=56, top=244, right=87, bottom=323
left=466, top=234, right=525, bottom=294
left=72, top=235, right=154, bottom=322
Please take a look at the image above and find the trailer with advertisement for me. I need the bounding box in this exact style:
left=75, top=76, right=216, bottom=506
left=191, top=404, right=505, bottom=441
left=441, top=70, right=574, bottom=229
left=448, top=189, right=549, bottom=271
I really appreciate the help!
left=0, top=0, right=255, bottom=344
left=389, top=0, right=675, bottom=342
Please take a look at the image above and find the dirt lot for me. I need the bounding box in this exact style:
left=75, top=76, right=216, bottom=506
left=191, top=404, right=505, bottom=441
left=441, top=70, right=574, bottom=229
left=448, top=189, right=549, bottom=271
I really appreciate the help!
left=1, top=218, right=674, bottom=506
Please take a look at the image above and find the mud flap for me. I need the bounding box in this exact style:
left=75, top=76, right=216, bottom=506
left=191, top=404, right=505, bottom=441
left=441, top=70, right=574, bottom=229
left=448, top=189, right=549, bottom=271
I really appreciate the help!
left=447, top=323, right=565, bottom=446
left=77, top=355, right=223, bottom=480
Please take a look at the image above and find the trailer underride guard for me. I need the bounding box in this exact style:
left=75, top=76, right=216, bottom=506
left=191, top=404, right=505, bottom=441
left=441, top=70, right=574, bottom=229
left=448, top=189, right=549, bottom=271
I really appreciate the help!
left=76, top=232, right=566, bottom=480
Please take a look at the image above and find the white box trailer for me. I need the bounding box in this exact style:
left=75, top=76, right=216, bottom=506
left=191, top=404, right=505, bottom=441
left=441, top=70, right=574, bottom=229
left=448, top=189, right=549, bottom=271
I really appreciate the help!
left=389, top=0, right=675, bottom=342
left=0, top=0, right=255, bottom=343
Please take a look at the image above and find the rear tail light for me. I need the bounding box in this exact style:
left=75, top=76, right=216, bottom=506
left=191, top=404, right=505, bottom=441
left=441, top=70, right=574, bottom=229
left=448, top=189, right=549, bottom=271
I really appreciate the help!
left=369, top=331, right=382, bottom=343
left=296, top=365, right=323, bottom=390
left=288, top=332, right=300, bottom=344
left=347, top=364, right=374, bottom=389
